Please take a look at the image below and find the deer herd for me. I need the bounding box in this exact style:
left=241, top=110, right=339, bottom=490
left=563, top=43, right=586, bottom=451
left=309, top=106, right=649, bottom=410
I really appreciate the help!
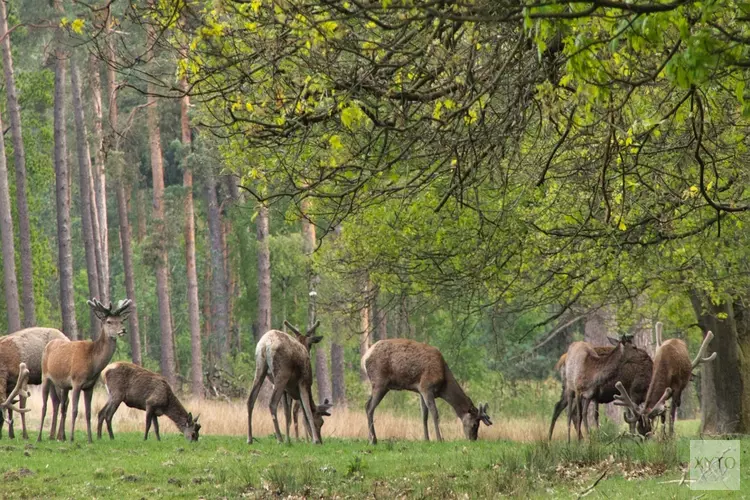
left=0, top=297, right=716, bottom=445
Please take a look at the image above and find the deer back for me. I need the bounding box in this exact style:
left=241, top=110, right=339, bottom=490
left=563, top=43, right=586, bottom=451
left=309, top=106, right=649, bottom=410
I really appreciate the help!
left=7, top=328, right=68, bottom=384
left=103, top=362, right=172, bottom=410
left=362, top=339, right=446, bottom=391
left=256, top=330, right=314, bottom=383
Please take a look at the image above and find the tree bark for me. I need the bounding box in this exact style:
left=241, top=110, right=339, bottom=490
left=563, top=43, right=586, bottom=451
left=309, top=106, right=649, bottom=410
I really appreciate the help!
left=53, top=18, right=77, bottom=340
left=71, top=61, right=101, bottom=338
left=206, top=170, right=229, bottom=366
left=690, top=294, right=749, bottom=434
left=0, top=92, right=20, bottom=333
left=88, top=53, right=109, bottom=302
left=0, top=0, right=34, bottom=327
left=331, top=342, right=346, bottom=406
left=181, top=86, right=204, bottom=396
left=146, top=25, right=176, bottom=386
left=256, top=204, right=271, bottom=339
left=359, top=278, right=371, bottom=381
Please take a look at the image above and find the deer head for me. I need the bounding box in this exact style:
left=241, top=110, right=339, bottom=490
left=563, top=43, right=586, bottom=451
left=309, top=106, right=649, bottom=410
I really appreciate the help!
left=312, top=398, right=333, bottom=436
left=0, top=363, right=31, bottom=414
left=87, top=298, right=132, bottom=339
left=283, top=320, right=323, bottom=352
left=183, top=413, right=201, bottom=442
left=614, top=381, right=672, bottom=436
left=462, top=403, right=492, bottom=441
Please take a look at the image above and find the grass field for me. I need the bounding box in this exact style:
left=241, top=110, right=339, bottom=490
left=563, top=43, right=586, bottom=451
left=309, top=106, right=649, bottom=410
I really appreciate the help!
left=1, top=387, right=747, bottom=498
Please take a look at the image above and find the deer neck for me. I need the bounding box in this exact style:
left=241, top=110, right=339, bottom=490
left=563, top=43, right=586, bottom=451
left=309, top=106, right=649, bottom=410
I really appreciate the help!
left=591, top=345, right=624, bottom=383
left=440, top=368, right=475, bottom=418
left=164, top=393, right=190, bottom=431
left=91, top=330, right=118, bottom=374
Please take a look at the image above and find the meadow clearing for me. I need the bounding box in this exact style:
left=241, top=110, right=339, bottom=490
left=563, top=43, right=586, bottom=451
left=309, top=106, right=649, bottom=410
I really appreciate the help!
left=1, top=386, right=746, bottom=499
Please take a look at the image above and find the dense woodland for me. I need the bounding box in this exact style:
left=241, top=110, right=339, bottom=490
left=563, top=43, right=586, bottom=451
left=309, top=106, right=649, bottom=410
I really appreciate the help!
left=0, top=0, right=748, bottom=434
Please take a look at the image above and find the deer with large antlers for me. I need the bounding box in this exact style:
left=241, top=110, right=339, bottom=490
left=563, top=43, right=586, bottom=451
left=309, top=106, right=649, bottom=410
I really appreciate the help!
left=0, top=328, right=68, bottom=439
left=246, top=320, right=331, bottom=444
left=615, top=330, right=716, bottom=436
left=37, top=299, right=132, bottom=443
left=362, top=339, right=492, bottom=444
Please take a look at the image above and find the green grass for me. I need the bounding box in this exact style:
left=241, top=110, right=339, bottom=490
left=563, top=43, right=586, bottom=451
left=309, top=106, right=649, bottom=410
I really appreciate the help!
left=0, top=431, right=748, bottom=498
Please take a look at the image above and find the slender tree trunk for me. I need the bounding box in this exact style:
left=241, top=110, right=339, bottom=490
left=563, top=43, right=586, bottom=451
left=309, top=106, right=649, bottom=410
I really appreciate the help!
left=71, top=61, right=101, bottom=338
left=331, top=341, right=345, bottom=405
left=206, top=169, right=229, bottom=366
left=88, top=53, right=109, bottom=302
left=359, top=278, right=371, bottom=381
left=146, top=26, right=176, bottom=386
left=0, top=0, right=33, bottom=327
left=53, top=17, right=77, bottom=340
left=256, top=204, right=271, bottom=339
left=136, top=189, right=146, bottom=243
left=0, top=97, right=20, bottom=333
left=181, top=87, right=204, bottom=396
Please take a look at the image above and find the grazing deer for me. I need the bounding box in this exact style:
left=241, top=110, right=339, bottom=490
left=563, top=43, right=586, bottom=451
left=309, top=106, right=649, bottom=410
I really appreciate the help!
left=563, top=336, right=639, bottom=442
left=97, top=362, right=201, bottom=441
left=37, top=299, right=132, bottom=443
left=362, top=339, right=492, bottom=444
left=615, top=330, right=716, bottom=436
left=0, top=328, right=69, bottom=439
left=1, top=363, right=31, bottom=427
left=548, top=338, right=653, bottom=439
left=246, top=321, right=329, bottom=444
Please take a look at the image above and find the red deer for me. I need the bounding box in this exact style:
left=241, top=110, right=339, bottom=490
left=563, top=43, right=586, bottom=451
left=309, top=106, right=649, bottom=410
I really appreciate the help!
left=563, top=337, right=639, bottom=442
left=97, top=362, right=201, bottom=441
left=246, top=321, right=330, bottom=444
left=37, top=299, right=132, bottom=443
left=362, top=339, right=492, bottom=444
left=615, top=330, right=716, bottom=436
left=0, top=328, right=69, bottom=439
left=548, top=337, right=653, bottom=439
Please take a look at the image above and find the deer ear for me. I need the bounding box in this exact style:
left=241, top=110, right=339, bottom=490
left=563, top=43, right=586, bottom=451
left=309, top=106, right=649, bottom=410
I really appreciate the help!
left=309, top=336, right=323, bottom=344
left=607, top=336, right=619, bottom=346
left=187, top=412, right=193, bottom=422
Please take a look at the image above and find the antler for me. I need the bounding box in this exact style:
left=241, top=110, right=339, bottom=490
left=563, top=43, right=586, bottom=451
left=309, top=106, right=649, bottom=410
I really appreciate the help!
left=87, top=298, right=111, bottom=315
left=646, top=387, right=673, bottom=418
left=0, top=363, right=31, bottom=414
left=655, top=321, right=663, bottom=348
left=691, top=331, right=717, bottom=370
left=613, top=381, right=640, bottom=416
left=306, top=320, right=321, bottom=336
left=283, top=320, right=302, bottom=336
left=112, top=298, right=132, bottom=316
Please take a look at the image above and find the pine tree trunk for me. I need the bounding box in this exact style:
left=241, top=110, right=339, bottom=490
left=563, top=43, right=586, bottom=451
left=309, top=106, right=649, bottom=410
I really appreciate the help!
left=53, top=19, right=77, bottom=340
left=146, top=26, right=176, bottom=386
left=359, top=278, right=371, bottom=381
left=88, top=53, right=109, bottom=301
left=331, top=342, right=346, bottom=406
left=256, top=204, right=271, bottom=338
left=0, top=97, right=20, bottom=333
left=181, top=88, right=204, bottom=396
left=71, top=61, right=101, bottom=338
left=0, top=0, right=33, bottom=327
left=206, top=170, right=229, bottom=366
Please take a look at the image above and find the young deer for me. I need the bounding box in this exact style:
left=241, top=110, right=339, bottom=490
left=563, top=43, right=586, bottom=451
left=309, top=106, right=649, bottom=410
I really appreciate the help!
left=246, top=321, right=328, bottom=444
left=97, top=362, right=201, bottom=441
left=564, top=337, right=638, bottom=442
left=615, top=330, right=716, bottom=436
left=548, top=338, right=653, bottom=439
left=0, top=328, right=68, bottom=439
left=37, top=299, right=132, bottom=443
left=362, top=339, right=492, bottom=444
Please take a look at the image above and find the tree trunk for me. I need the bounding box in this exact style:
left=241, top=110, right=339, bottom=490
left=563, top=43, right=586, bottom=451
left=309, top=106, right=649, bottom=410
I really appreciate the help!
left=690, top=294, right=749, bottom=434
left=359, top=278, right=371, bottom=381
left=206, top=169, right=229, bottom=366
left=71, top=61, right=101, bottom=338
left=0, top=94, right=20, bottom=333
left=0, top=0, right=33, bottom=327
left=53, top=22, right=77, bottom=340
left=181, top=87, right=204, bottom=396
left=88, top=53, right=109, bottom=302
left=331, top=341, right=346, bottom=406
left=256, top=204, right=271, bottom=339
left=146, top=29, right=176, bottom=387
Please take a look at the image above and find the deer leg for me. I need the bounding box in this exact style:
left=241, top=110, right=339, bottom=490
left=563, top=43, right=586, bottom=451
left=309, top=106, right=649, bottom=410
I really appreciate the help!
left=298, top=383, right=321, bottom=445
left=48, top=386, right=60, bottom=440
left=282, top=393, right=292, bottom=443
left=19, top=394, right=28, bottom=440
left=548, top=395, right=567, bottom=441
left=582, top=398, right=591, bottom=436
left=144, top=408, right=153, bottom=440
left=153, top=415, right=161, bottom=441
left=105, top=400, right=121, bottom=440
left=573, top=393, right=584, bottom=441
left=420, top=394, right=430, bottom=441
left=594, top=403, right=600, bottom=429
left=268, top=380, right=287, bottom=444
left=0, top=407, right=5, bottom=440
left=97, top=400, right=109, bottom=439
left=668, top=402, right=677, bottom=437
left=57, top=388, right=70, bottom=441
left=37, top=379, right=49, bottom=442
left=292, top=399, right=300, bottom=440
left=246, top=366, right=268, bottom=444
left=422, top=392, right=442, bottom=442
left=365, top=386, right=389, bottom=445
left=83, top=388, right=94, bottom=443
left=69, top=387, right=82, bottom=442
left=5, top=408, right=11, bottom=440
